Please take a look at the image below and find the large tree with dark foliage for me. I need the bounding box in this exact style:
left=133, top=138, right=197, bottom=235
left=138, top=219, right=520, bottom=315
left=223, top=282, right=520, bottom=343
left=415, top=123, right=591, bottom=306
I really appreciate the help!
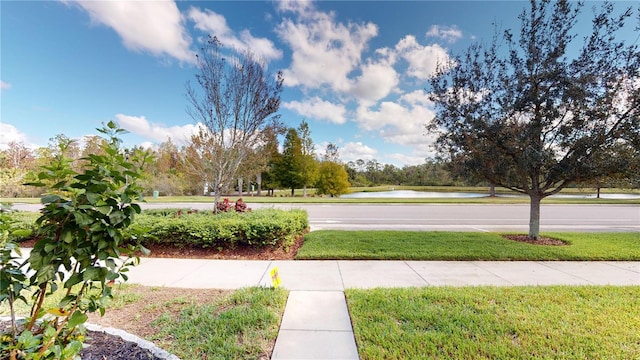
left=185, top=35, right=283, bottom=207
left=428, top=0, right=640, bottom=239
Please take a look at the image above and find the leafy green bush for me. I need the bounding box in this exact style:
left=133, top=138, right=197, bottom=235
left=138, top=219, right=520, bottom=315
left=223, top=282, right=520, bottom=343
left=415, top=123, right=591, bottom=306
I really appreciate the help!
left=139, top=208, right=192, bottom=217
left=125, top=208, right=308, bottom=250
left=1, top=121, right=151, bottom=360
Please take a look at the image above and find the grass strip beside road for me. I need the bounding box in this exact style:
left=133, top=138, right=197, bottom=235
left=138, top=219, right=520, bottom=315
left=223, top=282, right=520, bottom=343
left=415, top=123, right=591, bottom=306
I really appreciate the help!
left=346, top=286, right=640, bottom=360
left=296, top=231, right=640, bottom=260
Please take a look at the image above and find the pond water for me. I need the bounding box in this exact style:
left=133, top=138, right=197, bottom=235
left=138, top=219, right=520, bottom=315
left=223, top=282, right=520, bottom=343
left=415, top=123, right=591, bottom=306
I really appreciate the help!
left=340, top=190, right=640, bottom=199
left=341, top=190, right=486, bottom=198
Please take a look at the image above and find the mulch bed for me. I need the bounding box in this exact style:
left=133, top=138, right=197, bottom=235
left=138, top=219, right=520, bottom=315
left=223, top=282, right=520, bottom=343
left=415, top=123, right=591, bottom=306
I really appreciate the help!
left=502, top=234, right=568, bottom=246
left=139, top=234, right=304, bottom=260
left=80, top=331, right=164, bottom=360
left=0, top=322, right=163, bottom=360
left=19, top=235, right=304, bottom=261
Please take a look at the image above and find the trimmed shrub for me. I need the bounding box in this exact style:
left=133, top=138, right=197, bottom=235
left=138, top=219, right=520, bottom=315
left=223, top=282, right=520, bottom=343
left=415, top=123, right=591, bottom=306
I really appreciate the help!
left=125, top=208, right=308, bottom=250
left=6, top=211, right=39, bottom=241
left=9, top=208, right=309, bottom=251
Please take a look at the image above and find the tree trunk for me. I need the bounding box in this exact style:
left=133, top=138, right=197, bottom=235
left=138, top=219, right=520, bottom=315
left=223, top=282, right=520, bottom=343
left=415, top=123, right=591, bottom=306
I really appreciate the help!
left=596, top=187, right=601, bottom=199
left=256, top=173, right=262, bottom=196
left=237, top=178, right=243, bottom=197
left=290, top=188, right=295, bottom=197
left=213, top=191, right=221, bottom=213
left=489, top=183, right=496, bottom=197
left=528, top=194, right=542, bottom=240
left=303, top=184, right=307, bottom=197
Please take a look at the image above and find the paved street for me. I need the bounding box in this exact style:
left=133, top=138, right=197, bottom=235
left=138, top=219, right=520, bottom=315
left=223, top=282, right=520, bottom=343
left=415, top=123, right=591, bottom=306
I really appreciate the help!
left=14, top=202, right=638, bottom=232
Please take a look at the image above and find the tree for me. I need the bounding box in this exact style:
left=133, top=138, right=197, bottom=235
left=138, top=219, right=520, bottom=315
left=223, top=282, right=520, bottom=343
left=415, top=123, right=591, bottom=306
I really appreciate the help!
left=316, top=161, right=351, bottom=197
left=577, top=141, right=640, bottom=196
left=143, top=139, right=192, bottom=196
left=428, top=0, right=640, bottom=239
left=184, top=127, right=222, bottom=195
left=1, top=141, right=34, bottom=169
left=322, top=142, right=340, bottom=163
left=185, top=35, right=283, bottom=207
left=0, top=142, right=36, bottom=197
left=259, top=124, right=286, bottom=196
left=297, top=120, right=318, bottom=197
left=276, top=128, right=304, bottom=196
left=365, top=159, right=381, bottom=184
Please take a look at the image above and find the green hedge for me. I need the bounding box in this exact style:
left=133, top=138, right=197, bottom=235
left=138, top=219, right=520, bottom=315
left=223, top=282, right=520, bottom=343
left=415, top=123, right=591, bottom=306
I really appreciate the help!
left=125, top=208, right=308, bottom=250
left=7, top=208, right=308, bottom=251
left=5, top=211, right=40, bottom=241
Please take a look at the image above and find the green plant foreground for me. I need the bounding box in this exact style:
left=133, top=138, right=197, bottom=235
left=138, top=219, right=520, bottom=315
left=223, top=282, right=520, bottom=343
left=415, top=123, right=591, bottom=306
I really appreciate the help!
left=1, top=122, right=151, bottom=359
left=346, top=286, right=640, bottom=359
left=297, top=231, right=640, bottom=260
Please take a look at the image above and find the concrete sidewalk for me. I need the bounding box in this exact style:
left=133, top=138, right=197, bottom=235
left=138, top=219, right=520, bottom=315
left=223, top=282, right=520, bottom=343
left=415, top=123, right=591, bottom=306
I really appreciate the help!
left=124, top=259, right=639, bottom=360
left=125, top=258, right=640, bottom=289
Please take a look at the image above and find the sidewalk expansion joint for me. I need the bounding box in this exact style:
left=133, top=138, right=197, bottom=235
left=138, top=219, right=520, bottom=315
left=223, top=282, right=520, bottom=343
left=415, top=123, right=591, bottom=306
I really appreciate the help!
left=405, top=261, right=431, bottom=286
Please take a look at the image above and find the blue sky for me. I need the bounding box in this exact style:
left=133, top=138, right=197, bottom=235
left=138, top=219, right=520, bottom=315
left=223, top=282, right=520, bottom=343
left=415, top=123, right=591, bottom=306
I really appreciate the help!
left=1, top=1, right=637, bottom=166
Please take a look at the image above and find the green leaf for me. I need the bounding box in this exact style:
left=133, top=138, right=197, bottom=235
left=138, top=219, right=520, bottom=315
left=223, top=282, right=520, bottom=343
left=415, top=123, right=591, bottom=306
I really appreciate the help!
left=68, top=310, right=88, bottom=328
left=41, top=194, right=61, bottom=204
left=130, top=203, right=142, bottom=214
left=17, top=330, right=40, bottom=349
left=85, top=192, right=101, bottom=205
left=105, top=258, right=117, bottom=270
left=59, top=294, right=77, bottom=308
left=64, top=273, right=83, bottom=288
left=61, top=230, right=74, bottom=243
left=96, top=206, right=111, bottom=215
left=82, top=266, right=106, bottom=282
left=62, top=340, right=84, bottom=359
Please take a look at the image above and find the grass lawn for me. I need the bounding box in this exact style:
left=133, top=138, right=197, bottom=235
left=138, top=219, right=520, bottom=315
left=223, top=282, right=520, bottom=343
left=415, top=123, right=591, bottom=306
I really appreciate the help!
left=148, top=287, right=288, bottom=359
left=296, top=231, right=640, bottom=260
left=346, top=286, right=640, bottom=360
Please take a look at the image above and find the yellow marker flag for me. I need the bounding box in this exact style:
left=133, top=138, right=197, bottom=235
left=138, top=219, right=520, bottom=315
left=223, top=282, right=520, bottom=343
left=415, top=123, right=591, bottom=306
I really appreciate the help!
left=270, top=267, right=282, bottom=288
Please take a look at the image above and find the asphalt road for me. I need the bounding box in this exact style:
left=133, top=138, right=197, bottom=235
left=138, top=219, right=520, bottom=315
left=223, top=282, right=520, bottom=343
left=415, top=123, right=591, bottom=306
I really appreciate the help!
left=12, top=202, right=639, bottom=232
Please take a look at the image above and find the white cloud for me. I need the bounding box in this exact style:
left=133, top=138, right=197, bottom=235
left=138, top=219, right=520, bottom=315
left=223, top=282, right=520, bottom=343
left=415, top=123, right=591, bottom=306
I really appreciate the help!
left=340, top=142, right=377, bottom=162
left=275, top=3, right=378, bottom=93
left=69, top=0, right=193, bottom=63
left=351, top=61, right=399, bottom=105
left=356, top=102, right=405, bottom=131
left=276, top=0, right=314, bottom=15
left=0, top=123, right=28, bottom=150
left=399, top=90, right=431, bottom=107
left=396, top=35, right=450, bottom=80
left=283, top=97, right=347, bottom=124
left=115, top=114, right=199, bottom=145
left=356, top=99, right=436, bottom=146
left=188, top=7, right=282, bottom=62
left=426, top=25, right=463, bottom=43
left=0, top=81, right=11, bottom=90
left=387, top=152, right=428, bottom=166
